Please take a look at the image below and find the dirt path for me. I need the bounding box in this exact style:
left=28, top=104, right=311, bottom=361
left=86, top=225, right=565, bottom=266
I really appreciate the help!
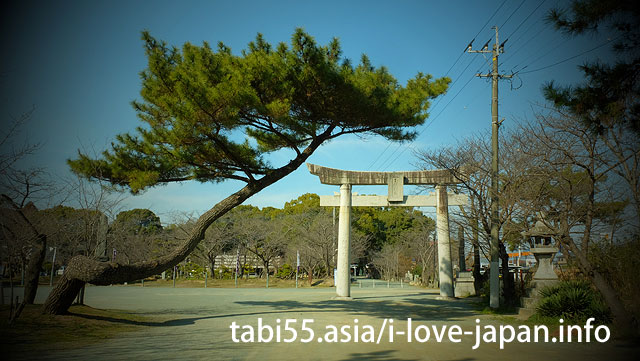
left=13, top=285, right=637, bottom=360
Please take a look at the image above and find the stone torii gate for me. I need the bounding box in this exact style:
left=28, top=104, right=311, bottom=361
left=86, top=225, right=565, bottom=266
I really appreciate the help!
left=307, top=163, right=467, bottom=299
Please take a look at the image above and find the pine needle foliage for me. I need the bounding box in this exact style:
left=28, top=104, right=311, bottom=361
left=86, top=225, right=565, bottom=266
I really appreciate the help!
left=69, top=29, right=449, bottom=193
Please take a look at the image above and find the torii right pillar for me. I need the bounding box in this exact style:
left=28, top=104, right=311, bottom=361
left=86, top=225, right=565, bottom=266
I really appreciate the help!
left=436, top=184, right=454, bottom=298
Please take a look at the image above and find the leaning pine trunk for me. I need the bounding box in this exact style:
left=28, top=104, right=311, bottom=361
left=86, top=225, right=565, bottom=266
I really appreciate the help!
left=42, top=186, right=251, bottom=314
left=42, top=136, right=326, bottom=314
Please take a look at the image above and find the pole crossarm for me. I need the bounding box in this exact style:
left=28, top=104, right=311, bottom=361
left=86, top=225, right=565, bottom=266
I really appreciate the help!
left=306, top=163, right=465, bottom=185
left=476, top=73, right=513, bottom=79
left=319, top=194, right=468, bottom=207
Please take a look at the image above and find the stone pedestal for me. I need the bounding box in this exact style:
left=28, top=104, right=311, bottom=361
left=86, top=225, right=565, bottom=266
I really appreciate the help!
left=531, top=247, right=558, bottom=281
left=517, top=247, right=559, bottom=319
left=454, top=271, right=475, bottom=297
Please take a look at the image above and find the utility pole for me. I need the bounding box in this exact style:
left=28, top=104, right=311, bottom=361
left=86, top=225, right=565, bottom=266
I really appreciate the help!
left=467, top=26, right=511, bottom=309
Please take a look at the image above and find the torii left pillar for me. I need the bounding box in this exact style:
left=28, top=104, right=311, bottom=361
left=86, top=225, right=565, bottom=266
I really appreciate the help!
left=336, top=184, right=352, bottom=298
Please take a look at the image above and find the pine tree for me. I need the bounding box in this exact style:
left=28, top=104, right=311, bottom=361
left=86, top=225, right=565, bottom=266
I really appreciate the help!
left=544, top=0, right=639, bottom=134
left=42, top=29, right=449, bottom=314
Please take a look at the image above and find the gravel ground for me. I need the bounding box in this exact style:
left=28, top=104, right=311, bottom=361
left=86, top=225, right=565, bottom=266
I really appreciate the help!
left=6, top=283, right=637, bottom=361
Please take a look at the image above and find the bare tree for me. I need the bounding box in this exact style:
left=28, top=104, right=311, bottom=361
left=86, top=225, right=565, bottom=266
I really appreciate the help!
left=416, top=130, right=533, bottom=303
left=233, top=208, right=286, bottom=280
left=0, top=196, right=46, bottom=322
left=0, top=109, right=57, bottom=321
left=372, top=242, right=411, bottom=281
left=109, top=208, right=163, bottom=264
left=599, top=120, right=640, bottom=230
left=195, top=216, right=235, bottom=274
left=291, top=211, right=335, bottom=277
left=397, top=216, right=436, bottom=285
left=517, top=107, right=637, bottom=335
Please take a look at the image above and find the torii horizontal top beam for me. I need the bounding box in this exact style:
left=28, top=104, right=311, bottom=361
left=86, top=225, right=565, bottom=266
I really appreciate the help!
left=306, top=163, right=464, bottom=185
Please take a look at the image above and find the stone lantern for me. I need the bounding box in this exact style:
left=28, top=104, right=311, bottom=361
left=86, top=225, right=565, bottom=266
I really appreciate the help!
left=517, top=217, right=560, bottom=318
left=521, top=218, right=559, bottom=288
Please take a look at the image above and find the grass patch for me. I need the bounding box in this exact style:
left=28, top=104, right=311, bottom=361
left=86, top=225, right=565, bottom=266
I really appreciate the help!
left=0, top=304, right=157, bottom=357
left=471, top=299, right=518, bottom=315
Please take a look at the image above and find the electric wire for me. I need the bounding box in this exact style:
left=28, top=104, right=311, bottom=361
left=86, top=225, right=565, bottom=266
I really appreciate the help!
left=499, top=0, right=527, bottom=30
left=377, top=55, right=493, bottom=170
left=375, top=56, right=484, bottom=171
left=366, top=0, right=508, bottom=171
left=472, top=0, right=509, bottom=42
left=512, top=37, right=572, bottom=73
left=504, top=0, right=548, bottom=40
left=365, top=55, right=477, bottom=170
left=516, top=35, right=620, bottom=74
left=501, top=25, right=546, bottom=65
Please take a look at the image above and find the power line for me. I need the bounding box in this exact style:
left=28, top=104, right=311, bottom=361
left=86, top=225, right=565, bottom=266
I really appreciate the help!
left=517, top=36, right=620, bottom=74
left=504, top=0, right=548, bottom=40
left=499, top=0, right=527, bottom=30
left=376, top=63, right=481, bottom=170
left=501, top=26, right=546, bottom=64
left=366, top=55, right=479, bottom=170
left=473, top=0, right=509, bottom=41
left=366, top=56, right=474, bottom=170
left=377, top=55, right=493, bottom=171
left=510, top=37, right=572, bottom=73
left=366, top=0, right=509, bottom=171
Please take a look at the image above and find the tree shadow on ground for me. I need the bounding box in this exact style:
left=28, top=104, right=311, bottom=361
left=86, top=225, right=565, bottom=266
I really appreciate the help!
left=344, top=351, right=478, bottom=361
left=71, top=291, right=481, bottom=327
left=71, top=308, right=323, bottom=327
left=233, top=293, right=480, bottom=322
left=344, top=349, right=418, bottom=361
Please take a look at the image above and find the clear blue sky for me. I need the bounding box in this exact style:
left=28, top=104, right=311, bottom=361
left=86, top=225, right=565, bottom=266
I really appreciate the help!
left=1, top=0, right=612, bottom=222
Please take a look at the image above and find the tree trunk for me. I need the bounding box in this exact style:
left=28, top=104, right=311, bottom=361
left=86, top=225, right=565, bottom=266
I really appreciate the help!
left=581, top=174, right=596, bottom=254
left=499, top=241, right=514, bottom=304
left=472, top=225, right=482, bottom=294
left=560, top=235, right=638, bottom=337
left=458, top=226, right=465, bottom=272
left=42, top=274, right=85, bottom=314
left=41, top=184, right=252, bottom=315
left=76, top=284, right=86, bottom=305
left=243, top=254, right=248, bottom=280
left=23, top=234, right=46, bottom=304
left=0, top=195, right=48, bottom=316
left=209, top=256, right=216, bottom=278
left=324, top=248, right=332, bottom=278
left=307, top=266, right=313, bottom=285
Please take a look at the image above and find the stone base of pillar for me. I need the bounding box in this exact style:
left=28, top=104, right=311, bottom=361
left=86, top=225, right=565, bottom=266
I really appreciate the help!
left=332, top=296, right=353, bottom=301
left=435, top=296, right=457, bottom=301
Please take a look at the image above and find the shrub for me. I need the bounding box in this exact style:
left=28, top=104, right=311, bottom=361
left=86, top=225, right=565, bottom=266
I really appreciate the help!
left=215, top=265, right=233, bottom=279
left=276, top=264, right=294, bottom=279
left=536, top=280, right=612, bottom=323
